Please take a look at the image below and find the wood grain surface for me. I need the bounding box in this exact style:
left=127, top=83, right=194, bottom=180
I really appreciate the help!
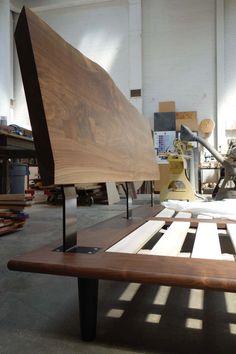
left=8, top=205, right=236, bottom=292
left=15, top=7, right=159, bottom=186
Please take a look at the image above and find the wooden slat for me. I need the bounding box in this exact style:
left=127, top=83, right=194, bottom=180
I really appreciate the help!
left=154, top=208, right=175, bottom=218
left=222, top=253, right=235, bottom=261
left=15, top=7, right=159, bottom=186
left=108, top=209, right=183, bottom=254
left=151, top=216, right=235, bottom=228
left=106, top=220, right=166, bottom=254
left=137, top=249, right=151, bottom=255
left=149, top=212, right=191, bottom=256
left=175, top=211, right=192, bottom=219
left=179, top=252, right=191, bottom=258
left=226, top=223, right=236, bottom=254
left=192, top=215, right=222, bottom=260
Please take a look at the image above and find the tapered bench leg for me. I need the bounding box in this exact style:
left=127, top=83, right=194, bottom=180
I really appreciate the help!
left=78, top=278, right=98, bottom=341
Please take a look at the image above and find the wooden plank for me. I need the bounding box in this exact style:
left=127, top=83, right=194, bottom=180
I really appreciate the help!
left=222, top=253, right=235, bottom=261
left=154, top=208, right=175, bottom=218
left=175, top=211, right=192, bottom=219
left=149, top=212, right=191, bottom=256
left=226, top=224, right=236, bottom=254
left=179, top=252, right=191, bottom=258
left=176, top=111, right=198, bottom=131
left=137, top=249, right=151, bottom=255
left=105, top=182, right=120, bottom=205
left=192, top=215, right=222, bottom=260
left=106, top=220, right=166, bottom=254
left=150, top=216, right=235, bottom=228
left=15, top=7, right=159, bottom=186
left=0, top=194, right=25, bottom=201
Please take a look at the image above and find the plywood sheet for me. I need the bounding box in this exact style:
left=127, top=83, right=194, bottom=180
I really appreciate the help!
left=15, top=7, right=159, bottom=186
left=176, top=111, right=198, bottom=131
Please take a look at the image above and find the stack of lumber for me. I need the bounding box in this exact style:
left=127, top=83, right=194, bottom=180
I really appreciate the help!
left=0, top=194, right=32, bottom=236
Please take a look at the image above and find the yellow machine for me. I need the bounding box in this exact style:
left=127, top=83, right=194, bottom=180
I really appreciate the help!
left=160, top=140, right=196, bottom=202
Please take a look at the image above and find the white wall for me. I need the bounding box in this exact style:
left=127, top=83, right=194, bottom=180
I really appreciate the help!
left=224, top=0, right=236, bottom=132
left=11, top=0, right=236, bottom=145
left=0, top=0, right=11, bottom=121
left=142, top=0, right=216, bottom=129
left=38, top=1, right=129, bottom=94
left=14, top=0, right=129, bottom=128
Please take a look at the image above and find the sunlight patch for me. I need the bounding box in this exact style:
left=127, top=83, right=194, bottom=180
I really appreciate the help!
left=153, top=286, right=171, bottom=305
left=186, top=318, right=202, bottom=330
left=119, top=283, right=141, bottom=301
left=146, top=313, right=161, bottom=324
left=188, top=289, right=204, bottom=310
left=106, top=309, right=124, bottom=318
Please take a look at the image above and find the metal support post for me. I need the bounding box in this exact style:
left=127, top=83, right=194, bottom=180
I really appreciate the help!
left=125, top=182, right=133, bottom=219
left=62, top=185, right=77, bottom=252
left=150, top=180, right=154, bottom=207
left=53, top=185, right=100, bottom=254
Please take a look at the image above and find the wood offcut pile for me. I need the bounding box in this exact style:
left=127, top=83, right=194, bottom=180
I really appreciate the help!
left=0, top=194, right=32, bottom=236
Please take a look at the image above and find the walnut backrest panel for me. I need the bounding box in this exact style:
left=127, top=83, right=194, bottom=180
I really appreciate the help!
left=15, top=7, right=159, bottom=186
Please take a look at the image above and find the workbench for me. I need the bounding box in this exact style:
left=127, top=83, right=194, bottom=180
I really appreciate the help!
left=0, top=130, right=36, bottom=193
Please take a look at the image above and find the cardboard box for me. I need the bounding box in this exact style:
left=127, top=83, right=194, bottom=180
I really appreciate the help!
left=176, top=111, right=198, bottom=131
left=159, top=101, right=176, bottom=112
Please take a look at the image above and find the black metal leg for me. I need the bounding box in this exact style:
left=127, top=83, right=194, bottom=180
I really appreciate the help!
left=125, top=182, right=132, bottom=219
left=61, top=185, right=77, bottom=251
left=78, top=278, right=98, bottom=341
left=150, top=180, right=154, bottom=207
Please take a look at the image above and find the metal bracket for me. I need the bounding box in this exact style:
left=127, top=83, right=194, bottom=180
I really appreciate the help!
left=150, top=180, right=154, bottom=207
left=53, top=245, right=101, bottom=254
left=61, top=185, right=77, bottom=251
left=125, top=182, right=133, bottom=219
left=52, top=185, right=101, bottom=254
left=122, top=181, right=154, bottom=218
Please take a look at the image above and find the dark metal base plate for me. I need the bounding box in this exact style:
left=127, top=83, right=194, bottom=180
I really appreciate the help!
left=53, top=245, right=101, bottom=254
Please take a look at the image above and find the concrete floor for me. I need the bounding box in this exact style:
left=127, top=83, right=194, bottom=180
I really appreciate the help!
left=1, top=196, right=236, bottom=354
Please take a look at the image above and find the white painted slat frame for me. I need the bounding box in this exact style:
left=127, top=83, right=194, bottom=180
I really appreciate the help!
left=149, top=212, right=191, bottom=256
left=191, top=215, right=222, bottom=260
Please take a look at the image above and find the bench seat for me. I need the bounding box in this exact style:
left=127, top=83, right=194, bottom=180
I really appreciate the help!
left=9, top=205, right=236, bottom=292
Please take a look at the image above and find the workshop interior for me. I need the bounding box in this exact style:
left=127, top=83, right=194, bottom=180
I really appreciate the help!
left=1, top=1, right=236, bottom=354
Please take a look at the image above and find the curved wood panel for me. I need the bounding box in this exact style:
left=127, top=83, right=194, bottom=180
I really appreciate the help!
left=15, top=7, right=159, bottom=186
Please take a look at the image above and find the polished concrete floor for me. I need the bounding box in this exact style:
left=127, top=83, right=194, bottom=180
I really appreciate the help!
left=1, top=196, right=236, bottom=354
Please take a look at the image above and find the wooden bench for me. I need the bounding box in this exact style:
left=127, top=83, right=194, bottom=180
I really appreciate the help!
left=8, top=7, right=236, bottom=343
